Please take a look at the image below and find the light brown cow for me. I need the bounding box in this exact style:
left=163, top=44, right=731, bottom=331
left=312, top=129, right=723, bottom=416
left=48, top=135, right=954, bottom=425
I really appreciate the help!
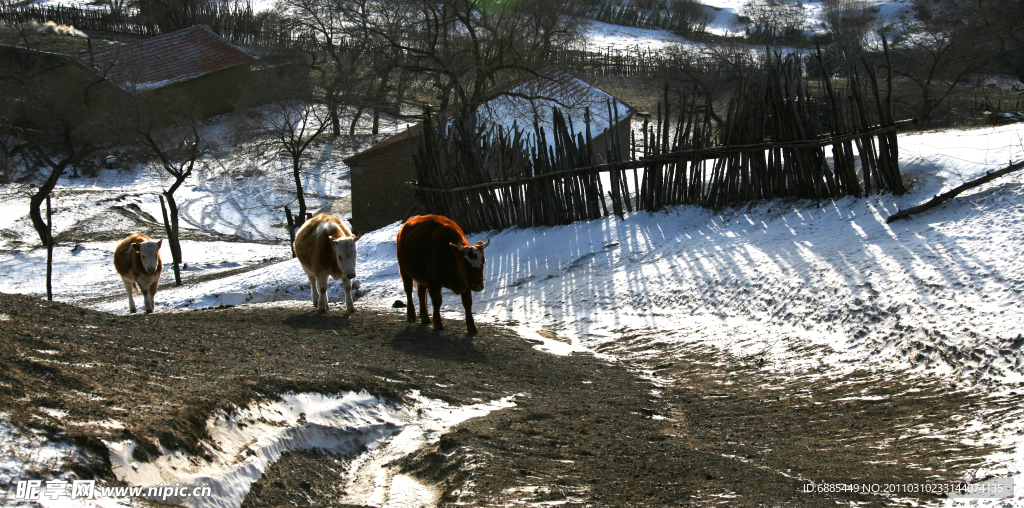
left=113, top=233, right=163, bottom=314
left=293, top=213, right=360, bottom=313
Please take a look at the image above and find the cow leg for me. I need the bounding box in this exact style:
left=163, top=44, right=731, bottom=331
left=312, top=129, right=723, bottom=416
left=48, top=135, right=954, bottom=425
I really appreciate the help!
left=305, top=272, right=319, bottom=308
left=123, top=279, right=137, bottom=314
left=139, top=285, right=152, bottom=314
left=316, top=272, right=330, bottom=313
left=429, top=285, right=444, bottom=331
left=418, top=284, right=430, bottom=325
left=461, top=291, right=477, bottom=334
left=148, top=279, right=159, bottom=314
left=401, top=269, right=416, bottom=323
left=342, top=277, right=355, bottom=312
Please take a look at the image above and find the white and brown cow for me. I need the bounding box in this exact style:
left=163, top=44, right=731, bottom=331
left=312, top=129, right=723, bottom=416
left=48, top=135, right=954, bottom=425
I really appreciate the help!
left=396, top=214, right=489, bottom=334
left=293, top=213, right=360, bottom=313
left=113, top=233, right=163, bottom=314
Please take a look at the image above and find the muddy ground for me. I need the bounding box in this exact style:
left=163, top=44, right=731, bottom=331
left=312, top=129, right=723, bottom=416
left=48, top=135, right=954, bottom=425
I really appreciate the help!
left=0, top=291, right=1016, bottom=507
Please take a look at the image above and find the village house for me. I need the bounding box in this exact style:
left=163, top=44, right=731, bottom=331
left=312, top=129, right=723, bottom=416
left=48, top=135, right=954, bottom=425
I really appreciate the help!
left=344, top=69, right=636, bottom=233
left=0, top=44, right=114, bottom=97
left=88, top=24, right=254, bottom=118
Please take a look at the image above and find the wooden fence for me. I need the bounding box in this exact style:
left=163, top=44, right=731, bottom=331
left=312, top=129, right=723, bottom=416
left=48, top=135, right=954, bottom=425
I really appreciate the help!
left=413, top=50, right=908, bottom=234
left=0, top=4, right=158, bottom=36
left=551, top=46, right=675, bottom=78
left=0, top=4, right=305, bottom=47
left=2, top=4, right=689, bottom=77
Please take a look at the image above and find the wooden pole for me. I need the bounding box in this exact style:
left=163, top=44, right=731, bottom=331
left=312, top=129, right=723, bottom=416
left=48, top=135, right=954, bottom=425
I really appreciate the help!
left=284, top=206, right=296, bottom=258
left=45, top=195, right=53, bottom=302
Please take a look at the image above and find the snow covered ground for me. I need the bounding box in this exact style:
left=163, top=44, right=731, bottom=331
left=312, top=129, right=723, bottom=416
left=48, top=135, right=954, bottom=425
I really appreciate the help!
left=31, top=123, right=1017, bottom=390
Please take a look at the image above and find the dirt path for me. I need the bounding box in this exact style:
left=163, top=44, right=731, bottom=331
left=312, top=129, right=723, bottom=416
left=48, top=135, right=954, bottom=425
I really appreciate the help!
left=0, top=292, right=1013, bottom=506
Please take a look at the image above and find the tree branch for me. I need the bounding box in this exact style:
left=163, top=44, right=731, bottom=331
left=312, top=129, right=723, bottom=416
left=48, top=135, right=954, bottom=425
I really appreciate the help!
left=887, top=159, right=1024, bottom=223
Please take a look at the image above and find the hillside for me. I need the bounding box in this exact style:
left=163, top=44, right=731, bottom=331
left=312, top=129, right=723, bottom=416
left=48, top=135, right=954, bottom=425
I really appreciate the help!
left=2, top=2, right=1024, bottom=503
left=0, top=122, right=1023, bottom=506
left=1, top=292, right=1009, bottom=507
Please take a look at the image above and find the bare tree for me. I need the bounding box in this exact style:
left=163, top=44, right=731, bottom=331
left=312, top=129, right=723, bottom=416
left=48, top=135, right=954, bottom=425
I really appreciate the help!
left=363, top=0, right=589, bottom=111
left=661, top=42, right=761, bottom=125
left=1, top=52, right=120, bottom=298
left=739, top=0, right=807, bottom=45
left=3, top=63, right=114, bottom=245
left=885, top=2, right=989, bottom=124
left=137, top=0, right=210, bottom=32
left=822, top=0, right=876, bottom=68
left=139, top=123, right=207, bottom=286
left=105, top=0, right=139, bottom=18
left=0, top=120, right=27, bottom=184
left=240, top=99, right=330, bottom=223
left=949, top=0, right=1024, bottom=87
left=0, top=0, right=34, bottom=49
left=668, top=0, right=715, bottom=36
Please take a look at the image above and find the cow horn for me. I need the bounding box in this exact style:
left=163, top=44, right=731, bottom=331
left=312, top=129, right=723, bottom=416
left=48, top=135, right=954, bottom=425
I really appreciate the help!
left=480, top=239, right=490, bottom=249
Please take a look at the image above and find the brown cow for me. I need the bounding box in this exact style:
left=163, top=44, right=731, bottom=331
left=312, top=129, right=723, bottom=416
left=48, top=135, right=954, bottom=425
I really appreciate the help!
left=396, top=215, right=489, bottom=334
left=293, top=213, right=359, bottom=313
left=113, top=233, right=163, bottom=314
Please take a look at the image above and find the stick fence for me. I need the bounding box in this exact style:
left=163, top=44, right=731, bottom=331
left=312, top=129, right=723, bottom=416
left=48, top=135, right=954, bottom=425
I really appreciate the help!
left=414, top=50, right=908, bottom=234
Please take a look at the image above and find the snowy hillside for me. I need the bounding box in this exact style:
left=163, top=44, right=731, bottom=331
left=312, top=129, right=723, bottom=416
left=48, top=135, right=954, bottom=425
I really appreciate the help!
left=4, top=120, right=1022, bottom=506
left=4, top=123, right=1021, bottom=388
left=59, top=124, right=1019, bottom=389
left=3, top=109, right=1024, bottom=508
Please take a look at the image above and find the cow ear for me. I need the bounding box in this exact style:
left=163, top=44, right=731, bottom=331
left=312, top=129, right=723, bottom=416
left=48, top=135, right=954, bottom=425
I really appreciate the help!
left=132, top=243, right=141, bottom=252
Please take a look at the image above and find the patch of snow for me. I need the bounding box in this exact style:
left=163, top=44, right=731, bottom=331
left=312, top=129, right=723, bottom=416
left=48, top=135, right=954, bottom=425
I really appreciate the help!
left=581, top=20, right=688, bottom=51
left=103, top=391, right=514, bottom=508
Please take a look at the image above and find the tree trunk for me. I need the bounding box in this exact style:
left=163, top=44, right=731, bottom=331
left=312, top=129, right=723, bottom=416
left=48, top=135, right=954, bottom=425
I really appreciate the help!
left=29, top=163, right=67, bottom=247
left=293, top=156, right=307, bottom=222
left=159, top=193, right=183, bottom=286
left=45, top=195, right=53, bottom=301
left=887, top=159, right=1024, bottom=223
left=0, top=150, right=10, bottom=184
left=285, top=206, right=296, bottom=258
left=330, top=102, right=342, bottom=138
left=349, top=106, right=364, bottom=137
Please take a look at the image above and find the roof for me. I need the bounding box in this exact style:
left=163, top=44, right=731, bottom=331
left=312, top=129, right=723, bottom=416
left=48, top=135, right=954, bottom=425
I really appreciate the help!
left=88, top=25, right=252, bottom=93
left=345, top=69, right=635, bottom=164
left=1, top=44, right=95, bottom=74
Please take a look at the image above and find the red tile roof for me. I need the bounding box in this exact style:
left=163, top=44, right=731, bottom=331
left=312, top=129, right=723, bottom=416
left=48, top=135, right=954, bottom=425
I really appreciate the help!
left=89, top=25, right=252, bottom=93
